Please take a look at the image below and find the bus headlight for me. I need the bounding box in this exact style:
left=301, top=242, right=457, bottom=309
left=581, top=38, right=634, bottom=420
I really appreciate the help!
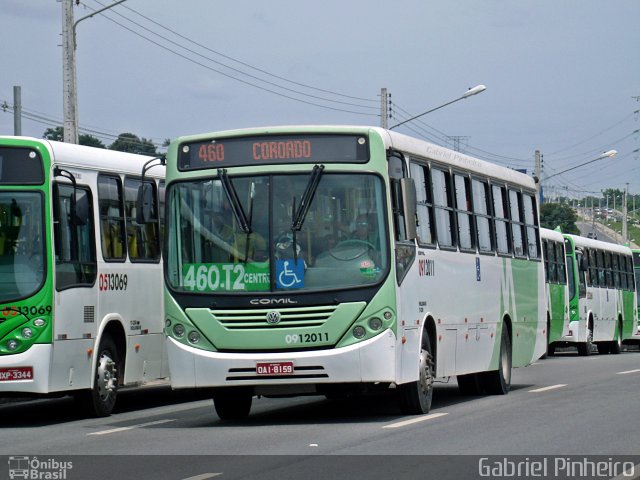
left=33, top=318, right=46, bottom=327
left=368, top=317, right=383, bottom=331
left=22, top=328, right=33, bottom=339
left=353, top=326, right=366, bottom=339
left=173, top=324, right=185, bottom=338
left=6, top=340, right=19, bottom=351
left=188, top=331, right=200, bottom=344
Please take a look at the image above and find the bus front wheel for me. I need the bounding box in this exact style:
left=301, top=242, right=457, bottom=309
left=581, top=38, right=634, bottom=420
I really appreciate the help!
left=399, top=332, right=434, bottom=414
left=76, top=334, right=120, bottom=417
left=213, top=388, right=252, bottom=421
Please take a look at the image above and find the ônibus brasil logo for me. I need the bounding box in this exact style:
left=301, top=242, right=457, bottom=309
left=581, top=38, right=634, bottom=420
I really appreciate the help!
left=8, top=456, right=73, bottom=480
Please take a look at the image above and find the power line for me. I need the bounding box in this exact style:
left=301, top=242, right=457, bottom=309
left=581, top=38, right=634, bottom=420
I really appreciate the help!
left=83, top=1, right=378, bottom=116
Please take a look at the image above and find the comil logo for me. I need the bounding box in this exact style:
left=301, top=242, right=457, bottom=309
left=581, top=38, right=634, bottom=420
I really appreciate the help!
left=8, top=456, right=73, bottom=479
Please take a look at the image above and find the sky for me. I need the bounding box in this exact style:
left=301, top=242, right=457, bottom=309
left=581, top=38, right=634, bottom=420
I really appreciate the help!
left=2, top=0, right=639, bottom=198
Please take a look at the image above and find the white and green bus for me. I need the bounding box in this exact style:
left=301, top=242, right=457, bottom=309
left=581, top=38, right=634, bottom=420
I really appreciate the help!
left=161, top=126, right=546, bottom=419
left=562, top=234, right=636, bottom=355
left=540, top=228, right=570, bottom=356
left=0, top=137, right=166, bottom=416
left=630, top=249, right=640, bottom=344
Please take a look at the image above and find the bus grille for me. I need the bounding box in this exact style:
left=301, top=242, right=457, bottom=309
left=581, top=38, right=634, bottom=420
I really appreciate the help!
left=211, top=305, right=337, bottom=330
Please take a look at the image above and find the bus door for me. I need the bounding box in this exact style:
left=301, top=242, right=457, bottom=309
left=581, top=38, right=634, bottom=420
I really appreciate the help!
left=50, top=182, right=98, bottom=388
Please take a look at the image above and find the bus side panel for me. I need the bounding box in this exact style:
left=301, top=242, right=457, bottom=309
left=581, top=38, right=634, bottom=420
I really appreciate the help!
left=49, top=338, right=94, bottom=391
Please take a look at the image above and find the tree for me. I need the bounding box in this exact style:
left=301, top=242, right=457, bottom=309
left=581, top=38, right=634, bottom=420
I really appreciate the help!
left=43, top=126, right=105, bottom=148
left=540, top=202, right=579, bottom=234
left=109, top=133, right=157, bottom=155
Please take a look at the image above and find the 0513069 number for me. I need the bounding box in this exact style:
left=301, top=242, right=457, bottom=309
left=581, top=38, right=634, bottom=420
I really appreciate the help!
left=285, top=332, right=329, bottom=344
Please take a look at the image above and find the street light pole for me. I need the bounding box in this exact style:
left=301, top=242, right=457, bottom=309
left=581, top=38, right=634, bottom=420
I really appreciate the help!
left=62, top=0, right=126, bottom=144
left=544, top=150, right=617, bottom=181
left=388, top=85, right=486, bottom=130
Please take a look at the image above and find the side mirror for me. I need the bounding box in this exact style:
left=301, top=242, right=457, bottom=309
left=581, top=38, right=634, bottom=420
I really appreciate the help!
left=74, top=192, right=89, bottom=226
left=136, top=183, right=155, bottom=224
left=580, top=256, right=589, bottom=272
left=400, top=177, right=417, bottom=241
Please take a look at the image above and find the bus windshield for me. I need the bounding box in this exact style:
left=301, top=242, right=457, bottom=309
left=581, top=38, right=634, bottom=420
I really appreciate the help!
left=166, top=172, right=388, bottom=293
left=0, top=192, right=45, bottom=303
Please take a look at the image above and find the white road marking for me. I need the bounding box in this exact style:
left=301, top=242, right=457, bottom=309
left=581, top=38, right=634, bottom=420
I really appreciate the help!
left=617, top=369, right=640, bottom=375
left=528, top=384, right=567, bottom=393
left=88, top=418, right=175, bottom=436
left=181, top=474, right=223, bottom=480
left=382, top=412, right=448, bottom=429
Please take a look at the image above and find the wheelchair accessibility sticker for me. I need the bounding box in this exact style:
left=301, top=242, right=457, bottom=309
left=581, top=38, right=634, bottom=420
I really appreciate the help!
left=276, top=259, right=304, bottom=289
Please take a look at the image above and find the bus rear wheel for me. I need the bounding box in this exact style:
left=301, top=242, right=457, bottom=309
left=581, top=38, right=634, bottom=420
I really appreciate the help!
left=577, top=324, right=593, bottom=356
left=610, top=321, right=623, bottom=355
left=213, top=388, right=253, bottom=421
left=481, top=325, right=511, bottom=395
left=399, top=332, right=435, bottom=414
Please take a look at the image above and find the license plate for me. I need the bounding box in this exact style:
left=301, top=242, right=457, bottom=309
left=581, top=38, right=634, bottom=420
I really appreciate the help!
left=256, top=362, right=294, bottom=375
left=0, top=367, right=33, bottom=382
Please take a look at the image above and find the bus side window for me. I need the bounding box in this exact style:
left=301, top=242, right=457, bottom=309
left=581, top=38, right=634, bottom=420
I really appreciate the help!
left=431, top=167, right=456, bottom=249
left=409, top=161, right=434, bottom=246
left=53, top=183, right=97, bottom=290
left=454, top=173, right=474, bottom=251
left=98, top=175, right=126, bottom=262
left=508, top=189, right=526, bottom=258
left=472, top=178, right=493, bottom=253
left=492, top=184, right=511, bottom=255
left=125, top=176, right=160, bottom=263
left=523, top=193, right=540, bottom=259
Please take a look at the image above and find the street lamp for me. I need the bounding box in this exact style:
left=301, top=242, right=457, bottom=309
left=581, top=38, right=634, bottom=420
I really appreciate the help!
left=389, top=85, right=486, bottom=130
left=544, top=150, right=617, bottom=181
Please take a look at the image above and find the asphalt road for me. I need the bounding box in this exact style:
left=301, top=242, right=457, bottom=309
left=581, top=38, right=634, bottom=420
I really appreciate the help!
left=1, top=348, right=639, bottom=479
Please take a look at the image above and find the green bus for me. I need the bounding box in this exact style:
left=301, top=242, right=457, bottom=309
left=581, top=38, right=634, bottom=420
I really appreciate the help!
left=562, top=234, right=636, bottom=355
left=540, top=228, right=569, bottom=356
left=160, top=126, right=546, bottom=419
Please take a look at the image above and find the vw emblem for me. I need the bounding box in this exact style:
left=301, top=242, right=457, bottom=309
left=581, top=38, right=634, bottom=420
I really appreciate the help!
left=266, top=311, right=281, bottom=325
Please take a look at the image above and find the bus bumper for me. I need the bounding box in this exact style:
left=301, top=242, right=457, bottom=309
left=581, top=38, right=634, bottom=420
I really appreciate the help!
left=0, top=344, right=52, bottom=394
left=166, top=329, right=397, bottom=389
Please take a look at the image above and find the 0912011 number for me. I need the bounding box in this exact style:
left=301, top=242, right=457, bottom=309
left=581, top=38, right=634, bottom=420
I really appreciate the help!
left=285, top=332, right=329, bottom=344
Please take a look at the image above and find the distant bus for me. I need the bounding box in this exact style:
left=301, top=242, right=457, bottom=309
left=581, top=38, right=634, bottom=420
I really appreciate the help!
left=160, top=125, right=546, bottom=419
left=562, top=234, right=636, bottom=355
left=630, top=249, right=640, bottom=344
left=540, top=228, right=569, bottom=356
left=0, top=137, right=166, bottom=416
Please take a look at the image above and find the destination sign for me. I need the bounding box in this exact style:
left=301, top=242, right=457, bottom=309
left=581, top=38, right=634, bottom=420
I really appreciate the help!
left=178, top=134, right=369, bottom=170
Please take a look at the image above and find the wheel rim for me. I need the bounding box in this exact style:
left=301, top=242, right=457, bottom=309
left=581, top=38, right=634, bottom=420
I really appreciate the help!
left=96, top=352, right=117, bottom=401
left=418, top=345, right=435, bottom=397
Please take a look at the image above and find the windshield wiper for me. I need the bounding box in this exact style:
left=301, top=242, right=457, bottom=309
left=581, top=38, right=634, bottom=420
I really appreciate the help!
left=290, top=164, right=324, bottom=263
left=218, top=169, right=251, bottom=234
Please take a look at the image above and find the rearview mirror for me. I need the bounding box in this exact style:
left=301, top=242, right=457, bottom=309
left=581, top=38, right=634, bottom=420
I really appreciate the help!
left=136, top=183, right=154, bottom=224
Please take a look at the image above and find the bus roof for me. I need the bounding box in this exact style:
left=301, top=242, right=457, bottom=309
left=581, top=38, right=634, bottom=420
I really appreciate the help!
left=563, top=233, right=633, bottom=255
left=0, top=136, right=165, bottom=179
left=171, top=125, right=535, bottom=190
left=540, top=227, right=565, bottom=242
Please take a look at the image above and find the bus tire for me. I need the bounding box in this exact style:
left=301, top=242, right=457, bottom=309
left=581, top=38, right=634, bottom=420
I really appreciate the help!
left=213, top=388, right=252, bottom=421
left=610, top=321, right=623, bottom=355
left=481, top=325, right=511, bottom=395
left=457, top=373, right=483, bottom=396
left=577, top=322, right=593, bottom=356
left=399, top=331, right=435, bottom=414
left=76, top=334, right=120, bottom=417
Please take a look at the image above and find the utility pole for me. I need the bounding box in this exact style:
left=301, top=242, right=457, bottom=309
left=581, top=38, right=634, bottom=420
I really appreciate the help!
left=62, top=0, right=78, bottom=144
left=446, top=136, right=469, bottom=152
left=380, top=88, right=388, bottom=128
left=13, top=86, right=22, bottom=136
left=62, top=0, right=126, bottom=144
left=623, top=183, right=629, bottom=244
left=534, top=150, right=542, bottom=203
